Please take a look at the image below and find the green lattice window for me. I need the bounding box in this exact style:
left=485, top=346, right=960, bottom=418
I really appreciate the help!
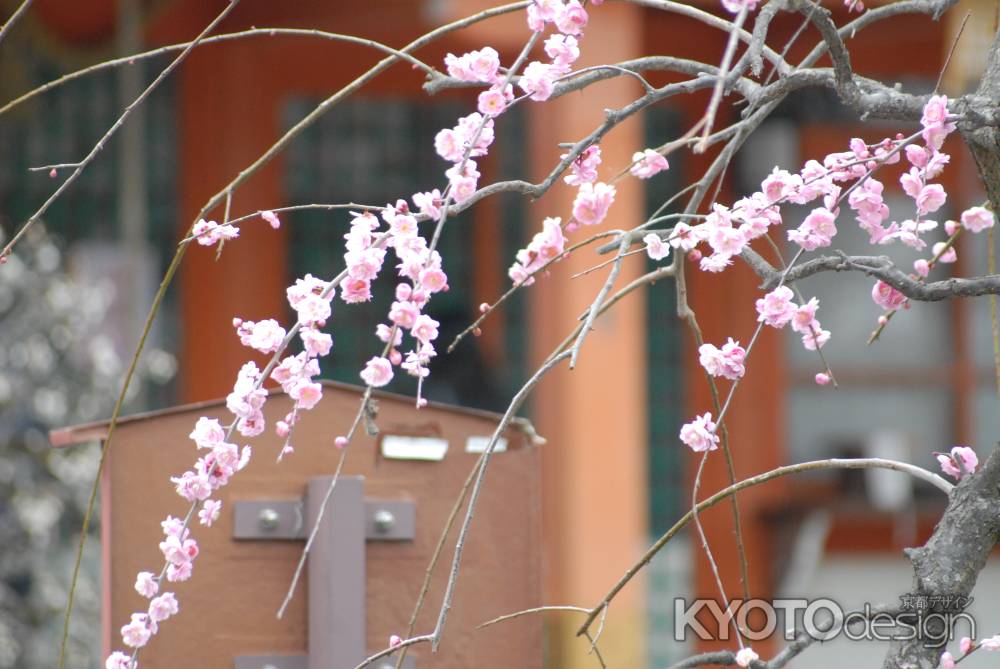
left=0, top=61, right=177, bottom=257
left=643, top=108, right=690, bottom=668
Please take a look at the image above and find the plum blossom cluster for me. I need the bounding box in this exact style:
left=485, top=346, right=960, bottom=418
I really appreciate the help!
left=109, top=5, right=617, bottom=667
left=698, top=338, right=746, bottom=381
left=940, top=634, right=1000, bottom=668
left=755, top=287, right=830, bottom=352
left=107, top=593, right=179, bottom=666
left=860, top=97, right=993, bottom=321
left=106, top=417, right=250, bottom=663
left=353, top=202, right=451, bottom=402
left=675, top=96, right=969, bottom=453
left=450, top=1, right=628, bottom=286
left=191, top=218, right=239, bottom=247
left=504, top=18, right=675, bottom=281
left=509, top=217, right=567, bottom=285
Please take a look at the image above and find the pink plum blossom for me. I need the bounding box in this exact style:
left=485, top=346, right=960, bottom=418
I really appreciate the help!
left=680, top=413, right=720, bottom=452
left=932, top=241, right=957, bottom=263
left=961, top=206, right=995, bottom=233
left=235, top=318, right=286, bottom=354
left=287, top=273, right=331, bottom=307
left=166, top=561, right=192, bottom=583
left=920, top=95, right=956, bottom=150
left=191, top=218, right=239, bottom=246
left=790, top=297, right=819, bottom=334
left=341, top=277, right=373, bottom=303
left=755, top=286, right=796, bottom=328
left=148, top=592, right=179, bottom=623
left=389, top=300, right=420, bottom=329
left=801, top=327, right=831, bottom=351
left=564, top=146, right=601, bottom=186
left=518, top=61, right=557, bottom=101
left=189, top=417, right=224, bottom=449
left=871, top=280, right=907, bottom=311
left=261, top=210, right=281, bottom=229
left=572, top=182, right=616, bottom=226
left=735, top=647, right=759, bottom=668
left=106, top=651, right=133, bottom=669
left=445, top=47, right=500, bottom=83
left=555, top=0, right=588, bottom=35
left=644, top=233, right=670, bottom=261
left=698, top=338, right=746, bottom=380
left=135, top=571, right=158, bottom=598
left=669, top=222, right=699, bottom=252
left=295, top=293, right=335, bottom=323
left=413, top=189, right=443, bottom=219
left=291, top=381, right=323, bottom=410
left=544, top=34, right=580, bottom=68
left=376, top=323, right=403, bottom=346
left=630, top=149, right=669, bottom=179
left=788, top=208, right=837, bottom=251
left=361, top=357, right=394, bottom=387
left=301, top=328, right=333, bottom=357
left=937, top=446, right=978, bottom=480
left=198, top=499, right=222, bottom=526
left=509, top=217, right=566, bottom=285
left=121, top=613, right=152, bottom=648
left=477, top=89, right=507, bottom=116
left=411, top=314, right=440, bottom=345
left=916, top=184, right=947, bottom=215
left=721, top=0, right=758, bottom=13
left=419, top=267, right=449, bottom=293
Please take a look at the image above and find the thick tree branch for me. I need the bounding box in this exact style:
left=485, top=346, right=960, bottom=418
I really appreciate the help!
left=424, top=55, right=761, bottom=100
left=961, top=29, right=1000, bottom=213
left=742, top=247, right=1000, bottom=301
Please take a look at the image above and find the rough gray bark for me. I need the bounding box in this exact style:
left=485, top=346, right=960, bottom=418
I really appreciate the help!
left=879, top=25, right=1000, bottom=669
left=882, top=447, right=1000, bottom=668
left=961, top=29, right=1000, bottom=215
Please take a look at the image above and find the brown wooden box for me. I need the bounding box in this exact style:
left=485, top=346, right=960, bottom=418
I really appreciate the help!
left=52, top=382, right=542, bottom=669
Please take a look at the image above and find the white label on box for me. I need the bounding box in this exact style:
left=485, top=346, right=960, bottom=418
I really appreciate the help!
left=465, top=436, right=507, bottom=454
left=381, top=435, right=449, bottom=461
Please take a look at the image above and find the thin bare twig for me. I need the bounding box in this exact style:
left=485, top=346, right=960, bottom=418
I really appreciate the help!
left=569, top=233, right=629, bottom=368
left=0, top=27, right=439, bottom=117
left=393, top=454, right=486, bottom=669
left=430, top=350, right=573, bottom=649
left=576, top=457, right=951, bottom=637
left=696, top=5, right=749, bottom=152
left=477, top=605, right=590, bottom=628
left=3, top=0, right=241, bottom=259
left=0, top=0, right=32, bottom=47
left=55, top=5, right=244, bottom=667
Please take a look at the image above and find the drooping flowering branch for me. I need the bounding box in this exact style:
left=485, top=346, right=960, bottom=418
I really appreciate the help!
left=16, top=0, right=1000, bottom=667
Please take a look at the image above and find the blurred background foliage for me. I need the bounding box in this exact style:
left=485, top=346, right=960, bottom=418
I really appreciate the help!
left=0, top=224, right=174, bottom=668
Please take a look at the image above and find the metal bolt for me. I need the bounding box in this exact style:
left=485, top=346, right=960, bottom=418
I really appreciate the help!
left=372, top=508, right=395, bottom=533
left=258, top=507, right=281, bottom=530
